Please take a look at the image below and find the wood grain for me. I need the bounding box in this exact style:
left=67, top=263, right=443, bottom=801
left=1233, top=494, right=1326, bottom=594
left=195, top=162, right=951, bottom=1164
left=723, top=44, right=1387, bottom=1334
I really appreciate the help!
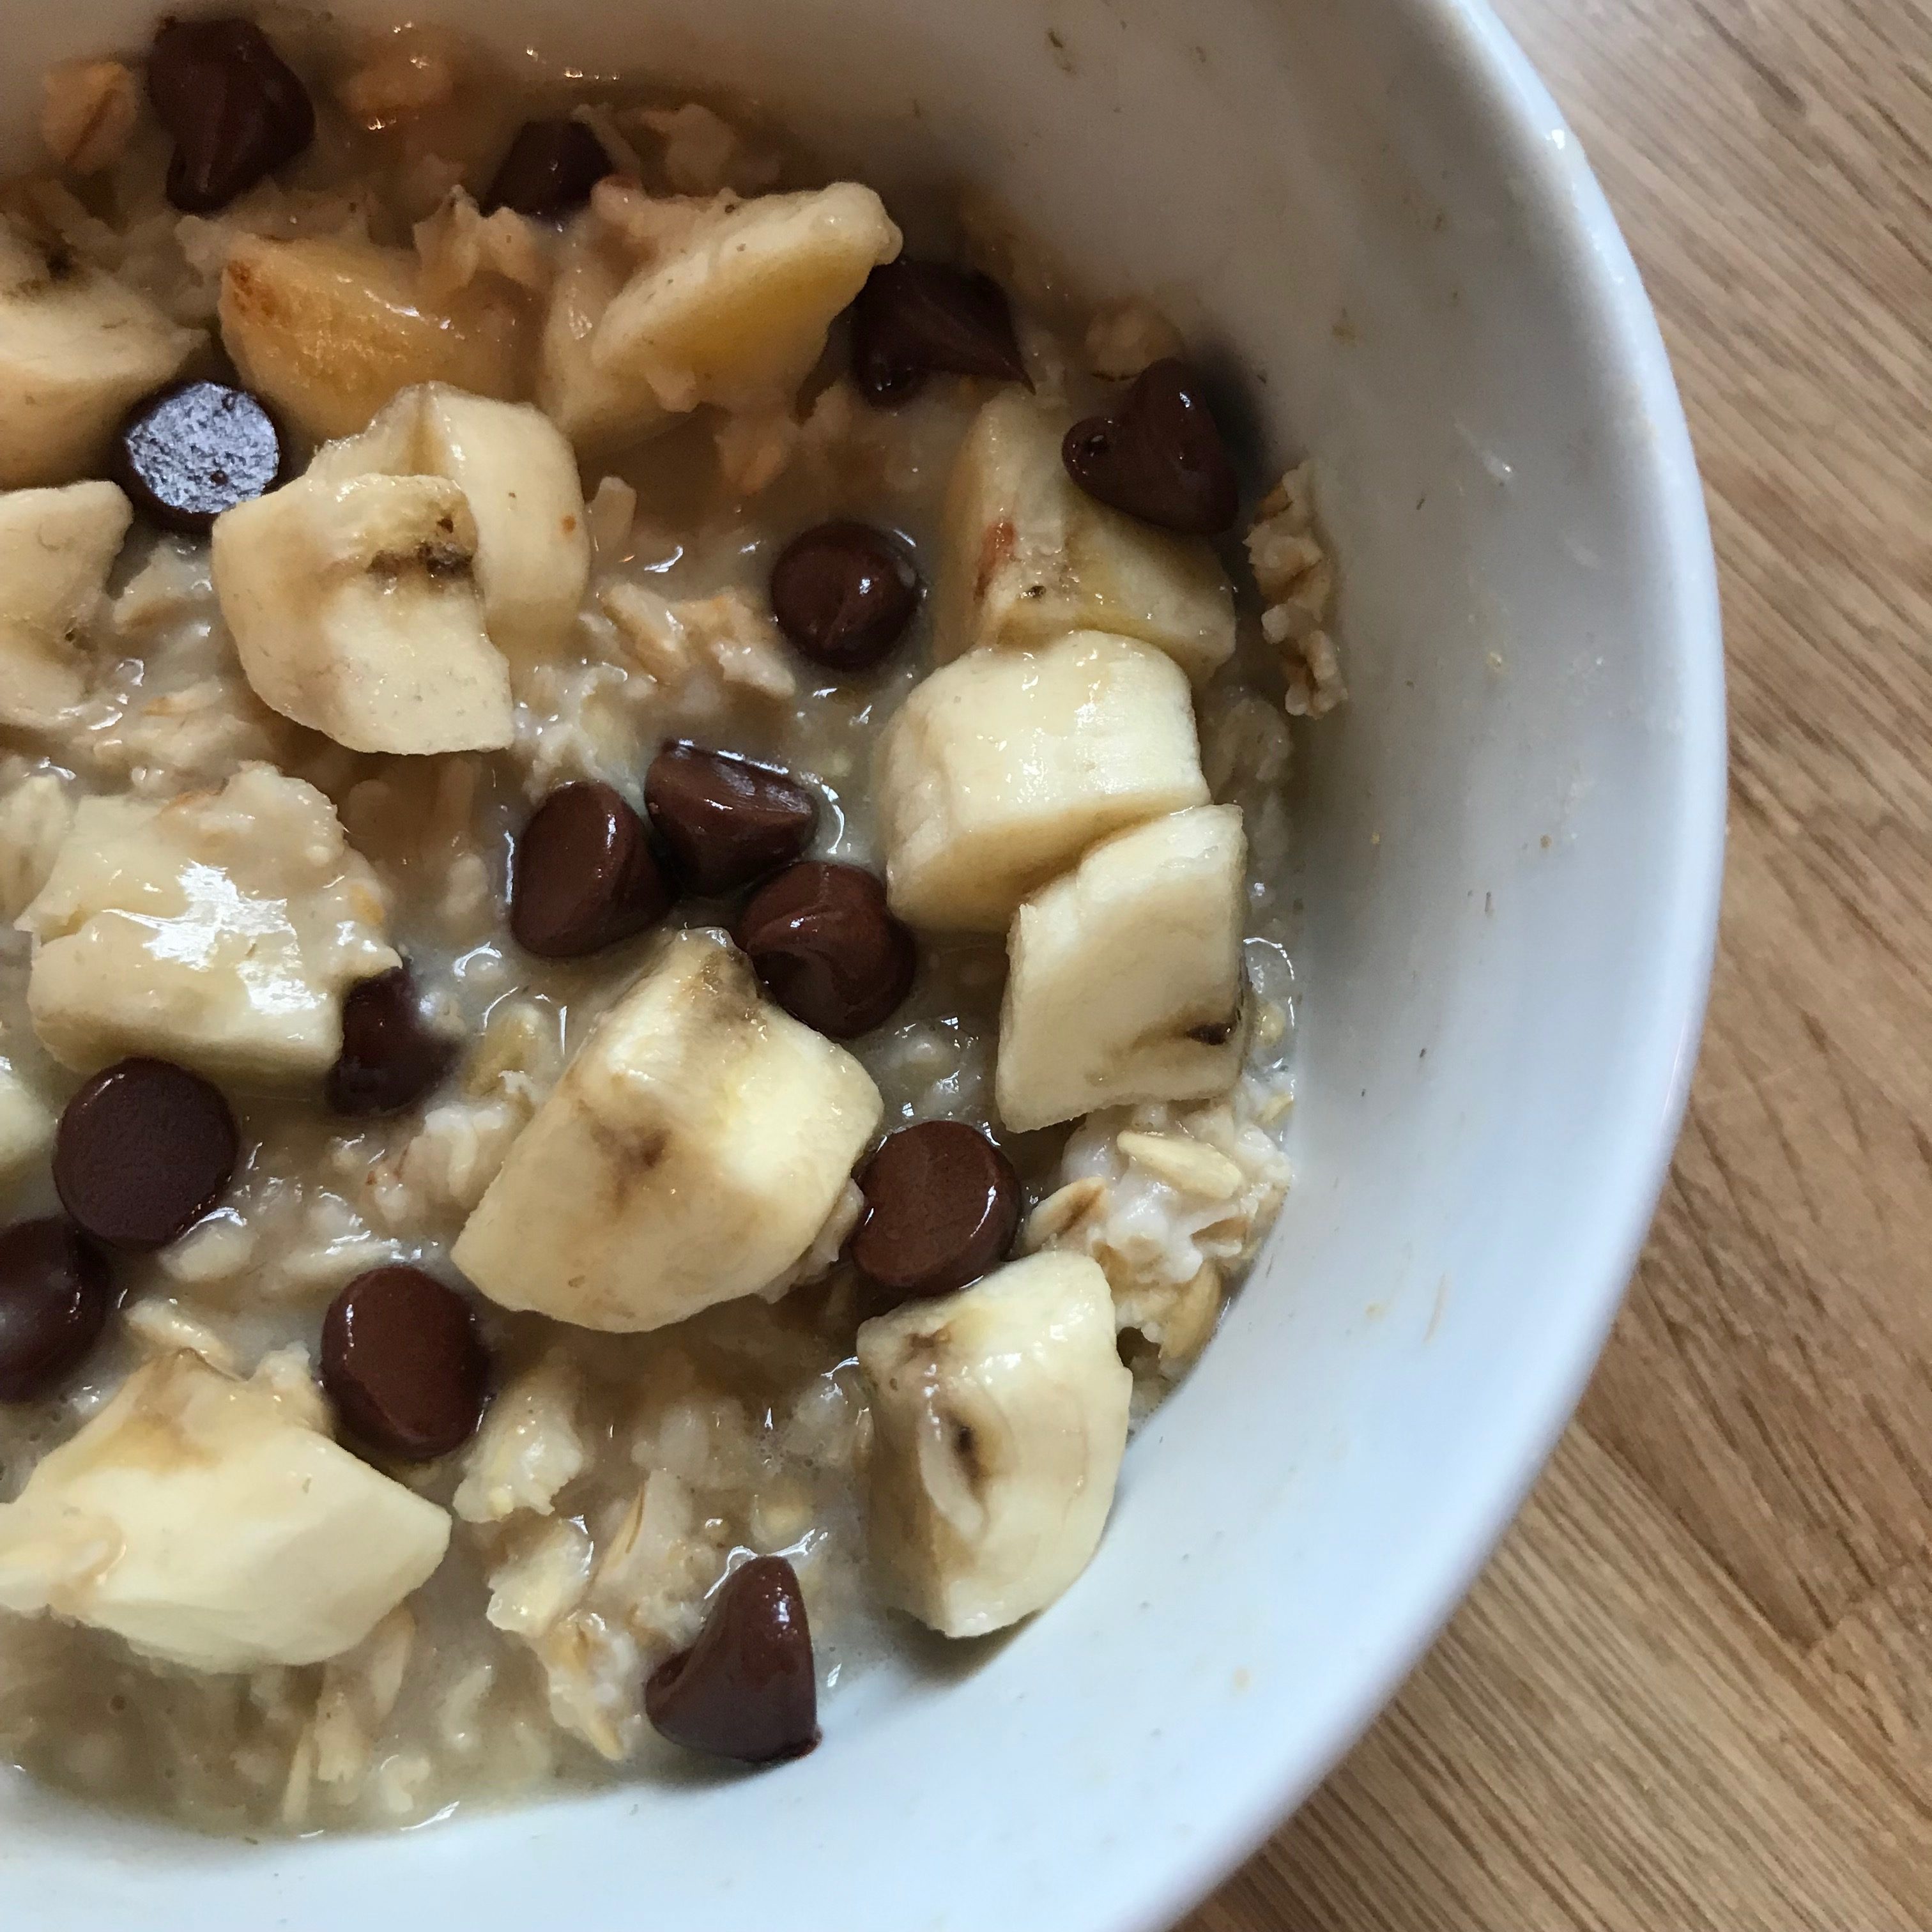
left=1181, top=0, right=1932, bottom=1922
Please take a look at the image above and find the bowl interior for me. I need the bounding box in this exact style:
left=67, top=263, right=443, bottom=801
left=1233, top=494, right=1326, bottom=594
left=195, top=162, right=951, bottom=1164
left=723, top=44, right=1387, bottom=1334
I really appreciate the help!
left=0, top=0, right=1722, bottom=1926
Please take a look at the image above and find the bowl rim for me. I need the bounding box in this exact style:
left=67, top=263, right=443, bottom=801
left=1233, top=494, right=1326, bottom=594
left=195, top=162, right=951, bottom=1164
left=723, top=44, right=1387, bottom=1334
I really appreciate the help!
left=1117, top=3, right=1728, bottom=1926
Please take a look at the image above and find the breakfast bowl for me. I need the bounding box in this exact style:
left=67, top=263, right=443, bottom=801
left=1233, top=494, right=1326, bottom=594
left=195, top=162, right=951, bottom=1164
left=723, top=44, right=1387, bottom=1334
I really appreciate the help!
left=0, top=0, right=1724, bottom=1924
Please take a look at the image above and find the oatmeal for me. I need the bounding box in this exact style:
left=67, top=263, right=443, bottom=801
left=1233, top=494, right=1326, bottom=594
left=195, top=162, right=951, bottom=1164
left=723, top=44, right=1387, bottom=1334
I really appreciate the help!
left=0, top=7, right=1343, bottom=1832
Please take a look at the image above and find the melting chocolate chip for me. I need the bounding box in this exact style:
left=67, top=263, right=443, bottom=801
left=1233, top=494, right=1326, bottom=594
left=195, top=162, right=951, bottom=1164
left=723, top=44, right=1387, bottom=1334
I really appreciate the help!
left=321, top=1265, right=489, bottom=1462
left=735, top=862, right=914, bottom=1039
left=1062, top=358, right=1239, bottom=535
left=644, top=743, right=818, bottom=897
left=326, top=965, right=457, bottom=1117
left=769, top=522, right=921, bottom=671
left=52, top=1059, right=238, bottom=1252
left=645, top=1556, right=819, bottom=1765
left=850, top=1122, right=1020, bottom=1305
left=482, top=118, right=611, bottom=217
left=510, top=782, right=673, bottom=959
left=114, top=380, right=284, bottom=534
left=148, top=17, right=316, bottom=215
left=850, top=259, right=1029, bottom=405
left=0, top=1219, right=112, bottom=1403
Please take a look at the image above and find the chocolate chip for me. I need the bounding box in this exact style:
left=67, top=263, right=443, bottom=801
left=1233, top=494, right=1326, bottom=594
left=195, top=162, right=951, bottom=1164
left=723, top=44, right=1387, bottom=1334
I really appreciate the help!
left=510, top=782, right=673, bottom=959
left=482, top=118, right=611, bottom=217
left=53, top=1059, right=238, bottom=1253
left=326, top=965, right=457, bottom=1117
left=320, top=1266, right=488, bottom=1462
left=1188, top=1016, right=1238, bottom=1046
left=1062, top=358, right=1239, bottom=535
left=0, top=1219, right=112, bottom=1404
left=850, top=260, right=1029, bottom=405
left=644, top=743, right=818, bottom=897
left=851, top=1122, right=1020, bottom=1305
left=735, top=862, right=914, bottom=1039
left=645, top=1556, right=819, bottom=1765
left=769, top=522, right=921, bottom=671
left=114, top=380, right=284, bottom=535
left=148, top=17, right=316, bottom=215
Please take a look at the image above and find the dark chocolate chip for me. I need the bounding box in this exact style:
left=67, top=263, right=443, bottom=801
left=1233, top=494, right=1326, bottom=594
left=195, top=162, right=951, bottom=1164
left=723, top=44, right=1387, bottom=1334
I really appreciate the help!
left=850, top=1122, right=1020, bottom=1305
left=1188, top=1016, right=1238, bottom=1046
left=645, top=1556, right=819, bottom=1765
left=326, top=965, right=457, bottom=1117
left=320, top=1265, right=489, bottom=1462
left=510, top=782, right=673, bottom=959
left=769, top=522, right=921, bottom=672
left=850, top=260, right=1029, bottom=405
left=644, top=743, right=817, bottom=897
left=735, top=862, right=914, bottom=1039
left=114, top=380, right=284, bottom=534
left=148, top=17, right=316, bottom=215
left=52, top=1059, right=238, bottom=1253
left=1062, top=358, right=1239, bottom=535
left=482, top=118, right=611, bottom=217
left=0, top=1219, right=112, bottom=1404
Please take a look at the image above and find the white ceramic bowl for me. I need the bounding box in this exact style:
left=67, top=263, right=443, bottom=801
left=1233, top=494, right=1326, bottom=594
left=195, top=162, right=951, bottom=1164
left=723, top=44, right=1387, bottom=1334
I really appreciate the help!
left=0, top=0, right=1724, bottom=1924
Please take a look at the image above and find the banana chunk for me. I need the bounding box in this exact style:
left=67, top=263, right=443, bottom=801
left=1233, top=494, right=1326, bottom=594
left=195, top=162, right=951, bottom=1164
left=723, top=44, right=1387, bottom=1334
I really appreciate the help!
left=211, top=468, right=514, bottom=753
left=0, top=218, right=200, bottom=489
left=0, top=481, right=131, bottom=728
left=452, top=930, right=883, bottom=1331
left=997, top=805, right=1247, bottom=1131
left=540, top=184, right=900, bottom=453
left=0, top=1055, right=54, bottom=1181
left=0, top=1351, right=450, bottom=1673
left=933, top=391, right=1236, bottom=681
left=18, top=763, right=399, bottom=1083
left=857, top=1252, right=1131, bottom=1637
left=308, top=384, right=590, bottom=666
left=220, top=234, right=530, bottom=443
left=876, top=629, right=1209, bottom=933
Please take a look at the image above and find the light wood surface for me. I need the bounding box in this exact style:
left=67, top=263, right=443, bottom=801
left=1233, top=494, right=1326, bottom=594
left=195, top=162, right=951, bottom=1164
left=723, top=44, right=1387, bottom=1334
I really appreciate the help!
left=1182, top=0, right=1932, bottom=1925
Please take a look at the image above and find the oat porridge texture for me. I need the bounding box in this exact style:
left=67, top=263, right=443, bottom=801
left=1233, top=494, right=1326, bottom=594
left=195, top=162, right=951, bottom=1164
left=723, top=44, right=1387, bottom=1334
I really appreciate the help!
left=0, top=8, right=1342, bottom=1833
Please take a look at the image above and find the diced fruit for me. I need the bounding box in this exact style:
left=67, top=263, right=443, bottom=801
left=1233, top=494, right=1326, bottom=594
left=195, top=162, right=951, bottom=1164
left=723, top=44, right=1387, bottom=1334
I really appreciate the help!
left=0, top=482, right=131, bottom=728
left=933, top=391, right=1236, bottom=680
left=0, top=1350, right=450, bottom=1671
left=0, top=1060, right=54, bottom=1183
left=875, top=629, right=1208, bottom=933
left=537, top=215, right=659, bottom=457
left=451, top=930, right=883, bottom=1331
left=0, top=218, right=200, bottom=489
left=855, top=1251, right=1131, bottom=1637
left=601, top=185, right=899, bottom=410
left=18, top=764, right=400, bottom=1083
left=309, top=384, right=590, bottom=666
left=997, top=804, right=1247, bottom=1131
left=219, top=234, right=530, bottom=443
left=539, top=185, right=901, bottom=454
left=211, top=470, right=514, bottom=753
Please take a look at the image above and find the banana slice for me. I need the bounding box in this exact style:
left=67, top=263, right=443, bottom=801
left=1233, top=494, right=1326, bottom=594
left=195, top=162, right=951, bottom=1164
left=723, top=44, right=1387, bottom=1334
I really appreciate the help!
left=0, top=1350, right=450, bottom=1673
left=0, top=481, right=131, bottom=728
left=452, top=929, right=883, bottom=1332
left=933, top=391, right=1236, bottom=681
left=876, top=628, right=1209, bottom=933
left=309, top=384, right=590, bottom=667
left=997, top=804, right=1247, bottom=1131
left=539, top=214, right=668, bottom=458
left=0, top=1055, right=54, bottom=1181
left=211, top=468, right=514, bottom=753
left=19, top=763, right=400, bottom=1082
left=0, top=218, right=200, bottom=489
left=540, top=185, right=901, bottom=454
left=220, top=234, right=530, bottom=443
left=856, top=1251, right=1131, bottom=1637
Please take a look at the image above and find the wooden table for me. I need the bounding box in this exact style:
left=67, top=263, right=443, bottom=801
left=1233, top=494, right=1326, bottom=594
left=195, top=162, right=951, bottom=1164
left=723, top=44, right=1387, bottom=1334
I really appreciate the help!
left=1182, top=1, right=1932, bottom=1925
